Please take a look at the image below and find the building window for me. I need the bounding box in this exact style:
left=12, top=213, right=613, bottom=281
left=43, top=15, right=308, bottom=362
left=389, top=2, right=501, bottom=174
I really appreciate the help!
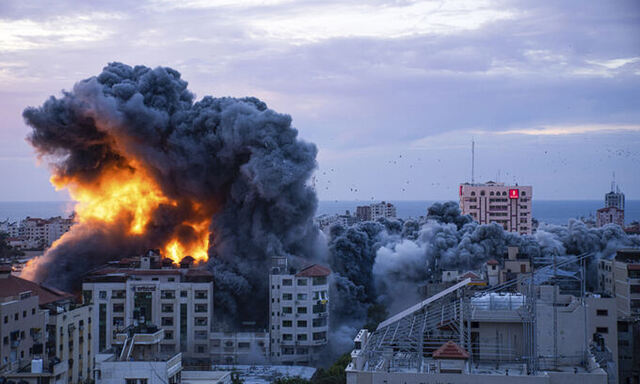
left=282, top=334, right=293, bottom=341
left=282, top=279, right=293, bottom=286
left=297, top=320, right=307, bottom=327
left=195, top=317, right=208, bottom=326
left=162, top=304, right=174, bottom=313
left=282, top=320, right=292, bottom=327
left=297, top=279, right=307, bottom=286
left=595, top=327, right=608, bottom=334
left=195, top=290, right=208, bottom=299
left=313, top=276, right=327, bottom=286
left=112, top=290, right=125, bottom=299
left=162, top=317, right=174, bottom=326
left=194, top=304, right=207, bottom=313
left=313, top=303, right=327, bottom=314
left=312, top=318, right=327, bottom=327
left=113, top=303, right=124, bottom=313
left=113, top=317, right=124, bottom=327
left=180, top=290, right=188, bottom=298
left=3, top=316, right=7, bottom=324
left=194, top=331, right=207, bottom=340
left=297, top=307, right=307, bottom=314
left=312, top=332, right=326, bottom=341
left=99, top=291, right=107, bottom=299
left=296, top=293, right=307, bottom=300
left=618, top=322, right=628, bottom=332
left=161, top=290, right=175, bottom=299
left=165, top=331, right=173, bottom=340
left=282, top=307, right=292, bottom=314
left=297, top=334, right=307, bottom=341
left=596, top=309, right=608, bottom=316
left=282, top=293, right=293, bottom=301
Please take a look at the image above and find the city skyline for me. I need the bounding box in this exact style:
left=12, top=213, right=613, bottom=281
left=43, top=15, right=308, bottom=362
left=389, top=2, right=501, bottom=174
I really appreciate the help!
left=1, top=1, right=639, bottom=202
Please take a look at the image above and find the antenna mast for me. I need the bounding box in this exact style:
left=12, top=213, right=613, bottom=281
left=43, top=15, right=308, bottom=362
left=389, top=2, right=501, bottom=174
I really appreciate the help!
left=471, top=138, right=475, bottom=185
left=611, top=172, right=615, bottom=192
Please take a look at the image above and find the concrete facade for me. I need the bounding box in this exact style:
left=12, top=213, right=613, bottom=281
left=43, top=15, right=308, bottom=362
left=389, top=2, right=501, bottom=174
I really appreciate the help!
left=459, top=182, right=533, bottom=234
left=269, top=259, right=330, bottom=365
left=82, top=252, right=214, bottom=361
left=46, top=305, right=93, bottom=384
left=597, top=207, right=625, bottom=228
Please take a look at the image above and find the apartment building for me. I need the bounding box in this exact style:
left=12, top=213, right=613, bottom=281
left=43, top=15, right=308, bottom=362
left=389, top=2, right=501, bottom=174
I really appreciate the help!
left=82, top=251, right=214, bottom=361
left=597, top=207, right=625, bottom=228
left=269, top=258, right=330, bottom=365
left=0, top=265, right=92, bottom=384
left=356, top=202, right=396, bottom=222
left=459, top=182, right=533, bottom=234
left=597, top=249, right=640, bottom=318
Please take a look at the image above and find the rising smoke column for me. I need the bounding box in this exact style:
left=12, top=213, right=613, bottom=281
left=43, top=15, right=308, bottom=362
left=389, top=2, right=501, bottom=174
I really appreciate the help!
left=23, top=63, right=320, bottom=324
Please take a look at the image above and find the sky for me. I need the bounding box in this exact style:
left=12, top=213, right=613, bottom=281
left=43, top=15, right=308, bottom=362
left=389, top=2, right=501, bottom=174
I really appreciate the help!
left=0, top=0, right=639, bottom=202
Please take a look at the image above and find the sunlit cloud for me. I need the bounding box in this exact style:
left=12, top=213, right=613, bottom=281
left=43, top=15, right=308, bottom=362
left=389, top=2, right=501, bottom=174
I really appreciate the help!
left=493, top=124, right=640, bottom=136
left=246, top=1, right=515, bottom=42
left=0, top=13, right=121, bottom=52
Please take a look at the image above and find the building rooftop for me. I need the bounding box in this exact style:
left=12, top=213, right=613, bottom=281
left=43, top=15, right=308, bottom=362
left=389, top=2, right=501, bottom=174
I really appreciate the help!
left=0, top=269, right=73, bottom=305
left=295, top=264, right=331, bottom=277
left=432, top=341, right=469, bottom=360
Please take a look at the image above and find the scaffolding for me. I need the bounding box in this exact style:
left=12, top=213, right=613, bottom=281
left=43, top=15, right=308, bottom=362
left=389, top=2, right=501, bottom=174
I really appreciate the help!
left=359, top=253, right=596, bottom=375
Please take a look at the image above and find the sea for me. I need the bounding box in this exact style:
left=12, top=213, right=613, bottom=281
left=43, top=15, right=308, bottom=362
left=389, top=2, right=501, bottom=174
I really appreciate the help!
left=0, top=200, right=639, bottom=226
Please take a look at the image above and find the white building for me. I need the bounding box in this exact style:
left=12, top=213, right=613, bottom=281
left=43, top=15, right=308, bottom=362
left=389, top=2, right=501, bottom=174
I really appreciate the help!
left=315, top=212, right=357, bottom=231
left=82, top=251, right=214, bottom=361
left=94, top=326, right=182, bottom=384
left=459, top=182, right=533, bottom=234
left=269, top=258, right=330, bottom=365
left=355, top=202, right=396, bottom=221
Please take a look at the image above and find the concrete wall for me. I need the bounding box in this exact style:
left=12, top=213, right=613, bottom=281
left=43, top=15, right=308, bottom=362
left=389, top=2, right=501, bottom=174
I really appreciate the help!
left=346, top=370, right=607, bottom=384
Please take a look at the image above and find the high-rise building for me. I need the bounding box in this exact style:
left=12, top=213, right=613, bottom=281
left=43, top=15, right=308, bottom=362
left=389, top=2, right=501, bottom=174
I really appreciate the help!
left=598, top=178, right=625, bottom=228
left=269, top=258, right=330, bottom=366
left=81, top=251, right=214, bottom=361
left=459, top=181, right=533, bottom=234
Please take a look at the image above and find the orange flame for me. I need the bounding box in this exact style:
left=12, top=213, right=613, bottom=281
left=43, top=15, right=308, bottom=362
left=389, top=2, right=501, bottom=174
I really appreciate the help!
left=50, top=160, right=211, bottom=264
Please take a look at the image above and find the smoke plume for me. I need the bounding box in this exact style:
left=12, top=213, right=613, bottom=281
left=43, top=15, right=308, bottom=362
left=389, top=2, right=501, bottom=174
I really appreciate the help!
left=23, top=63, right=320, bottom=324
left=327, top=202, right=640, bottom=328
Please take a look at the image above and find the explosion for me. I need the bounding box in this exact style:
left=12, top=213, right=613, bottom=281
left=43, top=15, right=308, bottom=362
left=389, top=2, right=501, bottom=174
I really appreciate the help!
left=50, top=158, right=210, bottom=264
left=22, top=63, right=320, bottom=326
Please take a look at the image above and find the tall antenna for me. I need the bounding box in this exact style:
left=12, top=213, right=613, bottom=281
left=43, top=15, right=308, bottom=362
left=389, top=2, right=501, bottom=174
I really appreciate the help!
left=471, top=138, right=475, bottom=185
left=611, top=171, right=615, bottom=192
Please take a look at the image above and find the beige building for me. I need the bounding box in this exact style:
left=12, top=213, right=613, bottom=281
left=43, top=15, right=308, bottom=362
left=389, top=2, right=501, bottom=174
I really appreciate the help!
left=597, top=249, right=640, bottom=318
left=459, top=182, right=533, bottom=234
left=0, top=265, right=92, bottom=384
left=596, top=207, right=625, bottom=228
left=82, top=251, right=214, bottom=362
left=269, top=258, right=330, bottom=365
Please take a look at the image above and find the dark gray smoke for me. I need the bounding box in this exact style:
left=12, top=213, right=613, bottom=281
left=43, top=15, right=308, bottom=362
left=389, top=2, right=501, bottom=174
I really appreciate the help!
left=328, top=201, right=640, bottom=327
left=23, top=63, right=320, bottom=325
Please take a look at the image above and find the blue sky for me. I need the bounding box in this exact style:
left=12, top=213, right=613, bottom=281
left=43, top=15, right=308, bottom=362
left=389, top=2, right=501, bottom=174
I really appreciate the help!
left=0, top=0, right=639, bottom=201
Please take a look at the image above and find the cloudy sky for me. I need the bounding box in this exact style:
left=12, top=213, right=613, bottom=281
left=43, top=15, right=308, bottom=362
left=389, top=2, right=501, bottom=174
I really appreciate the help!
left=1, top=0, right=639, bottom=201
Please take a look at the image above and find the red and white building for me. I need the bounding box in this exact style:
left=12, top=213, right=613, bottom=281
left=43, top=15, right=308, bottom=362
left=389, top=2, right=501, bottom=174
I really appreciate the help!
left=459, top=181, right=533, bottom=234
left=596, top=206, right=624, bottom=228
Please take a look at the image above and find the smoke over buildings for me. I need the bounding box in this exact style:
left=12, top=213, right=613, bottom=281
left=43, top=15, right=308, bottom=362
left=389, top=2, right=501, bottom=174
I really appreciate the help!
left=327, top=202, right=640, bottom=327
left=23, top=63, right=320, bottom=325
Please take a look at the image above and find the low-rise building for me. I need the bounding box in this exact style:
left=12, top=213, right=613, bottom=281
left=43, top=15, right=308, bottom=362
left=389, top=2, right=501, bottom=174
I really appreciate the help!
left=355, top=202, right=396, bottom=221
left=597, top=249, right=640, bottom=317
left=269, top=258, right=330, bottom=365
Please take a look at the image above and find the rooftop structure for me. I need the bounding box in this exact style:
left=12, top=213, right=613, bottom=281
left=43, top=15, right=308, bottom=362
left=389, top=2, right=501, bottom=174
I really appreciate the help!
left=347, top=254, right=615, bottom=384
left=356, top=202, right=396, bottom=222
